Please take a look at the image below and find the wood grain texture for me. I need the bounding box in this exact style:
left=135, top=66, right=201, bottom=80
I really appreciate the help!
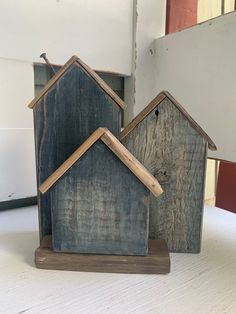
left=120, top=92, right=166, bottom=141
left=39, top=128, right=163, bottom=198
left=101, top=130, right=163, bottom=197
left=33, top=64, right=122, bottom=240
left=29, top=55, right=126, bottom=109
left=50, top=140, right=150, bottom=256
left=121, top=97, right=208, bottom=253
left=74, top=58, right=126, bottom=110
left=39, top=128, right=106, bottom=193
left=35, top=235, right=170, bottom=274
left=120, top=91, right=216, bottom=151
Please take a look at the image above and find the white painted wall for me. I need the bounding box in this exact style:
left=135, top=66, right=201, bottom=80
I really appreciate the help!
left=0, top=59, right=34, bottom=128
left=198, top=0, right=222, bottom=22
left=0, top=0, right=133, bottom=75
left=134, top=0, right=166, bottom=115
left=198, top=0, right=235, bottom=22
left=0, top=59, right=36, bottom=201
left=0, top=0, right=134, bottom=202
left=197, top=1, right=235, bottom=203
left=151, top=11, right=236, bottom=162
left=0, top=129, right=36, bottom=201
left=124, top=0, right=166, bottom=124
left=205, top=159, right=217, bottom=204
left=224, top=0, right=235, bottom=13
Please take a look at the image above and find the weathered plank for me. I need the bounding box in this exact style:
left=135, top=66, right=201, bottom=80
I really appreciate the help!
left=120, top=91, right=216, bottom=151
left=33, top=63, right=122, bottom=240
left=35, top=236, right=170, bottom=274
left=39, top=128, right=106, bottom=193
left=39, top=128, right=163, bottom=198
left=29, top=56, right=126, bottom=110
left=121, top=97, right=207, bottom=253
left=50, top=140, right=150, bottom=256
left=101, top=130, right=163, bottom=197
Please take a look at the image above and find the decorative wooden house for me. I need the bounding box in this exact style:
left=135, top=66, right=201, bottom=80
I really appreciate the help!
left=39, top=128, right=163, bottom=256
left=28, top=56, right=126, bottom=241
left=120, top=91, right=217, bottom=253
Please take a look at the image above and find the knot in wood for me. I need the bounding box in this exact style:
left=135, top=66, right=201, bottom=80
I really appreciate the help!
left=154, top=168, right=170, bottom=183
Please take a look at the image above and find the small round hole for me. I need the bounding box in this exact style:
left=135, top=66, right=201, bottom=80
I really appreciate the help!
left=155, top=109, right=159, bottom=117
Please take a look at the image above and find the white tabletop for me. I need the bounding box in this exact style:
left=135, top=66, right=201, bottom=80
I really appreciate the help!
left=0, top=205, right=236, bottom=314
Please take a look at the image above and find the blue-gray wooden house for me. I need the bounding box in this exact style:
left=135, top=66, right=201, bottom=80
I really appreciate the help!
left=39, top=128, right=163, bottom=256
left=28, top=56, right=126, bottom=242
left=120, top=91, right=217, bottom=253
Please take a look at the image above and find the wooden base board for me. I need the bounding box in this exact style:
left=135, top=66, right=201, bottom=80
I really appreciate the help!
left=35, top=236, right=170, bottom=274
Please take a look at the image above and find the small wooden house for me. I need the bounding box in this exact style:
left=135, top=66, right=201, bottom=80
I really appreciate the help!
left=120, top=91, right=217, bottom=253
left=39, top=128, right=163, bottom=256
left=28, top=56, right=126, bottom=241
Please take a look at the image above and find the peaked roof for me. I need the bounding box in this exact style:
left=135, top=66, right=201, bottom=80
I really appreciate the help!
left=39, top=128, right=163, bottom=197
left=28, top=55, right=126, bottom=110
left=120, top=91, right=217, bottom=151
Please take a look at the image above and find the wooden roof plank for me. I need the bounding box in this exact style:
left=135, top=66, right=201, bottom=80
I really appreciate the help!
left=28, top=56, right=78, bottom=109
left=39, top=128, right=163, bottom=197
left=120, top=92, right=166, bottom=141
left=163, top=91, right=217, bottom=151
left=28, top=55, right=126, bottom=110
left=101, top=130, right=163, bottom=197
left=120, top=91, right=217, bottom=151
left=74, top=57, right=126, bottom=109
left=39, top=128, right=106, bottom=193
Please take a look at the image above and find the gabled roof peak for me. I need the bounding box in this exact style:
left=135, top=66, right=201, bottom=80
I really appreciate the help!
left=28, top=55, right=126, bottom=110
left=120, top=91, right=217, bottom=151
left=39, top=128, right=163, bottom=197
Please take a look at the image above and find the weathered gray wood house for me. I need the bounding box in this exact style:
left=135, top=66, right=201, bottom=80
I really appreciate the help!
left=39, top=128, right=163, bottom=256
left=28, top=56, right=126, bottom=241
left=120, top=91, right=217, bottom=253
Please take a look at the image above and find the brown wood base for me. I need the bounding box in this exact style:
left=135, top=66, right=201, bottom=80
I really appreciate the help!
left=35, top=236, right=170, bottom=274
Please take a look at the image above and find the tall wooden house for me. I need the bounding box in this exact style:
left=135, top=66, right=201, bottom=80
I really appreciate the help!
left=39, top=128, right=163, bottom=256
left=120, top=91, right=217, bottom=253
left=28, top=56, right=126, bottom=241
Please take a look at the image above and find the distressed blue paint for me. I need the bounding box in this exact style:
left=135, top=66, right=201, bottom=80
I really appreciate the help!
left=33, top=64, right=122, bottom=240
left=50, top=140, right=150, bottom=256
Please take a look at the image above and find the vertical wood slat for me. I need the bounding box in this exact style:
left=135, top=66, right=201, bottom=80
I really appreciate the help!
left=121, top=97, right=207, bottom=253
left=39, top=128, right=162, bottom=198
left=101, top=130, right=163, bottom=198
left=50, top=140, right=150, bottom=256
left=33, top=63, right=122, bottom=240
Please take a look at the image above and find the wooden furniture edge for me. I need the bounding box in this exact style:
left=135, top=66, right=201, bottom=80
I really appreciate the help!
left=39, top=128, right=107, bottom=193
left=35, top=235, right=170, bottom=274
left=101, top=130, right=163, bottom=197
